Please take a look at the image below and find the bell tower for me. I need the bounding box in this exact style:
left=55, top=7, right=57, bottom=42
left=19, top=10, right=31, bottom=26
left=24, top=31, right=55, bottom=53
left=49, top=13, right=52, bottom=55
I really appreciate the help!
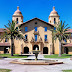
left=12, top=6, right=23, bottom=24
left=49, top=7, right=60, bottom=25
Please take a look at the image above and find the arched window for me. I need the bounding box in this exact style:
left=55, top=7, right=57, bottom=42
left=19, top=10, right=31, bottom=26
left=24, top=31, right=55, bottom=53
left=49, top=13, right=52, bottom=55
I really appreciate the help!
left=64, top=39, right=67, bottom=42
left=16, top=27, right=18, bottom=31
left=44, top=27, right=47, bottom=32
left=54, top=18, right=56, bottom=24
left=25, top=35, right=28, bottom=41
left=54, top=27, right=56, bottom=30
left=45, top=35, right=47, bottom=41
left=16, top=18, right=18, bottom=24
left=5, top=39, right=8, bottom=42
left=35, top=22, right=37, bottom=24
left=35, top=35, right=37, bottom=41
left=16, top=27, right=18, bottom=29
left=25, top=27, right=28, bottom=32
left=35, top=27, right=37, bottom=32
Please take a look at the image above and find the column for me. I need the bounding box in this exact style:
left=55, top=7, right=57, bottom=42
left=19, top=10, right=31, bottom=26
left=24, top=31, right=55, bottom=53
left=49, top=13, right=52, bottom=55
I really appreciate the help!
left=39, top=44, right=41, bottom=54
left=49, top=43, right=51, bottom=55
left=31, top=44, right=33, bottom=54
left=21, top=45, right=22, bottom=54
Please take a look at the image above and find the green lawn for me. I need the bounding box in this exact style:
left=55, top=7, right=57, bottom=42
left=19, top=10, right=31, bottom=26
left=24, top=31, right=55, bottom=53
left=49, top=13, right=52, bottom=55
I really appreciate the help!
left=62, top=70, right=72, bottom=72
left=0, top=54, right=72, bottom=58
left=0, top=69, right=11, bottom=72
left=0, top=54, right=27, bottom=58
left=44, top=54, right=72, bottom=58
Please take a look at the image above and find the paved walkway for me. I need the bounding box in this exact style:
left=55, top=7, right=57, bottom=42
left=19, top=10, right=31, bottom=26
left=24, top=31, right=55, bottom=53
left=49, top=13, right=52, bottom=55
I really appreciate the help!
left=0, top=56, right=72, bottom=72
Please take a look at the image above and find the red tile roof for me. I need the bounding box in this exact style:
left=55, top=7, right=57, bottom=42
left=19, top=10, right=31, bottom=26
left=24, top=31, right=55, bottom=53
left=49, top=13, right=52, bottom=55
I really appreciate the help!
left=0, top=43, right=10, bottom=46
left=0, top=28, right=5, bottom=32
left=50, top=10, right=58, bottom=14
left=66, top=29, right=72, bottom=33
left=0, top=28, right=8, bottom=33
left=63, top=43, right=72, bottom=47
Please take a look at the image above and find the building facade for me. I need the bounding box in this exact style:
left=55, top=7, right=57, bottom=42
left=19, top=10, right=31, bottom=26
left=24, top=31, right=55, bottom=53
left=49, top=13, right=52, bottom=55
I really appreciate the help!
left=0, top=6, right=72, bottom=54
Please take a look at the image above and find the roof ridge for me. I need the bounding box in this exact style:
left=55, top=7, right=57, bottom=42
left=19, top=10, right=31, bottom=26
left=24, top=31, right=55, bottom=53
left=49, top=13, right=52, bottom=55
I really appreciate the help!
left=21, top=17, right=54, bottom=27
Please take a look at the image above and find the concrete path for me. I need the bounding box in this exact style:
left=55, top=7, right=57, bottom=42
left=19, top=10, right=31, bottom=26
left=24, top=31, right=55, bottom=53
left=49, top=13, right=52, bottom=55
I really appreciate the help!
left=0, top=57, right=72, bottom=72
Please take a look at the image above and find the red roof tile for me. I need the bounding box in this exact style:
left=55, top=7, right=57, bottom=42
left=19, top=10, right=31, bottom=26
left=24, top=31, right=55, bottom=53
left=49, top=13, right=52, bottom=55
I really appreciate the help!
left=0, top=28, right=5, bottom=32
left=66, top=29, right=72, bottom=33
left=0, top=43, right=10, bottom=46
left=0, top=28, right=8, bottom=33
left=50, top=10, right=58, bottom=14
left=63, top=43, right=72, bottom=47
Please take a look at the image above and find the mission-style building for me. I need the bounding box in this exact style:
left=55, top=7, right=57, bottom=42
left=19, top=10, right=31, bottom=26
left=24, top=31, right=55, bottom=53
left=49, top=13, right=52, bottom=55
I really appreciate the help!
left=0, top=6, right=72, bottom=55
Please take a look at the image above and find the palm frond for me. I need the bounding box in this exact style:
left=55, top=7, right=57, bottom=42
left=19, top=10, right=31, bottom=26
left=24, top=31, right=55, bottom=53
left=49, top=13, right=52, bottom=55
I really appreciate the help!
left=52, top=21, right=70, bottom=42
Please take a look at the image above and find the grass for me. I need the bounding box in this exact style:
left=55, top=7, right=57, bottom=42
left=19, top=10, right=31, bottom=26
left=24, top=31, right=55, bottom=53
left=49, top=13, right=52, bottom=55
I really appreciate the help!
left=62, top=70, right=72, bottom=72
left=0, top=54, right=27, bottom=58
left=0, top=69, right=11, bottom=72
left=0, top=54, right=72, bottom=58
left=44, top=54, right=72, bottom=58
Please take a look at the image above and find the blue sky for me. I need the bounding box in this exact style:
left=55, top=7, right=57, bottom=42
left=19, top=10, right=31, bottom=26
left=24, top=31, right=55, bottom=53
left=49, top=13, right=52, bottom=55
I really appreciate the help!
left=0, top=0, right=72, bottom=28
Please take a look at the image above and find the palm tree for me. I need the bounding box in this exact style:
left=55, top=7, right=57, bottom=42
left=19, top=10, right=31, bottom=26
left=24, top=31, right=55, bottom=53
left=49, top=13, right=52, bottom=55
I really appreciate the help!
left=0, top=21, right=24, bottom=56
left=52, top=21, right=70, bottom=56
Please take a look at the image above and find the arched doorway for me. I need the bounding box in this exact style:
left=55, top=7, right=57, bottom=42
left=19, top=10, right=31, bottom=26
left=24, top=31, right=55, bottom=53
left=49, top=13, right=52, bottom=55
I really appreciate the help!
left=54, top=18, right=56, bottom=24
left=64, top=47, right=68, bottom=54
left=33, top=45, right=39, bottom=50
left=4, top=47, right=9, bottom=54
left=24, top=47, right=29, bottom=54
left=43, top=47, right=48, bottom=54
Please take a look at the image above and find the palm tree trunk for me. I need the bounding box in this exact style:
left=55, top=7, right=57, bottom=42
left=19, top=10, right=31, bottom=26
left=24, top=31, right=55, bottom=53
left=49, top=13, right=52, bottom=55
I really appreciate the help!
left=11, top=35, right=14, bottom=56
left=59, top=41, right=61, bottom=56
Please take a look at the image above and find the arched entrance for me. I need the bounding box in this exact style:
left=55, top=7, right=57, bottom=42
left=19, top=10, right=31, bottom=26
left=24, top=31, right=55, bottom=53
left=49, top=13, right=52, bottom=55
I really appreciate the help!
left=4, top=48, right=8, bottom=53
left=43, top=47, right=48, bottom=54
left=24, top=47, right=29, bottom=54
left=64, top=47, right=68, bottom=54
left=4, top=47, right=9, bottom=54
left=33, top=45, right=39, bottom=50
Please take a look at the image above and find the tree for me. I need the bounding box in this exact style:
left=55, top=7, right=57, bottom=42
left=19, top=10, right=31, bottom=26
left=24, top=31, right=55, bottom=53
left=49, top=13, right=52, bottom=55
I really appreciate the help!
left=52, top=21, right=70, bottom=56
left=0, top=21, right=24, bottom=56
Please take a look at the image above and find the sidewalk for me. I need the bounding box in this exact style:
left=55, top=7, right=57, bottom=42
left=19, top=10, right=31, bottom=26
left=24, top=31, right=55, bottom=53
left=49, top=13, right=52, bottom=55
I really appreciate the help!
left=0, top=57, right=72, bottom=72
